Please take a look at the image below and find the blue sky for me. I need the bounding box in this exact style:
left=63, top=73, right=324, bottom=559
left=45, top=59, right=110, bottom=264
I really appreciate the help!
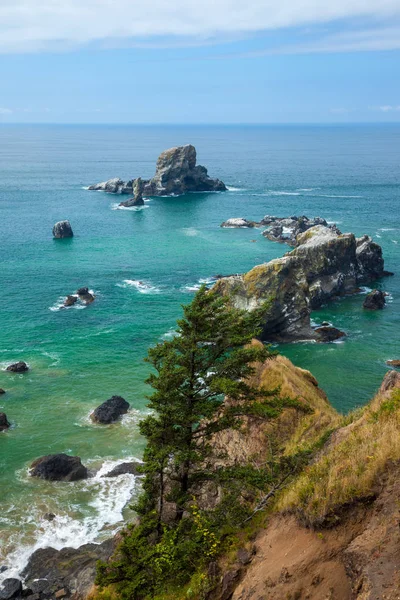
left=0, top=0, right=400, bottom=124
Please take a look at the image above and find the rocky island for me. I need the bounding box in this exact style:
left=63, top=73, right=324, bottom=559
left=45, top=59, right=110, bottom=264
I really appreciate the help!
left=214, top=224, right=388, bottom=341
left=88, top=144, right=227, bottom=197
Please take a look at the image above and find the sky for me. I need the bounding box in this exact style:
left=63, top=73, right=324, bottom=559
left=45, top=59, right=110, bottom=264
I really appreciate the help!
left=0, top=0, right=400, bottom=124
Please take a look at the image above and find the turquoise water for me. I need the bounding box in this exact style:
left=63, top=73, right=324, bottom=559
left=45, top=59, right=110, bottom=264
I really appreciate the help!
left=0, top=124, right=399, bottom=574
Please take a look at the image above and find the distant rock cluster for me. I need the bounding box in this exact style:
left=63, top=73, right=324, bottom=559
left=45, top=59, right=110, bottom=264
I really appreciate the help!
left=89, top=144, right=227, bottom=197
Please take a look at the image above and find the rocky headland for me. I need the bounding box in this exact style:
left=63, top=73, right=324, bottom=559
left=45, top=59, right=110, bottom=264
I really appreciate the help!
left=214, top=224, right=388, bottom=341
left=88, top=145, right=226, bottom=197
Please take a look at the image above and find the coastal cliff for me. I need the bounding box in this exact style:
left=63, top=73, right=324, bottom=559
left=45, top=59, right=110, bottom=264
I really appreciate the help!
left=88, top=145, right=226, bottom=196
left=214, top=224, right=386, bottom=341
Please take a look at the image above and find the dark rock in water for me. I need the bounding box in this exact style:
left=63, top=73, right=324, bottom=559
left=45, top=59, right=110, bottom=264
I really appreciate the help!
left=64, top=295, right=78, bottom=307
left=315, top=326, right=346, bottom=342
left=21, top=539, right=115, bottom=600
left=0, top=578, right=22, bottom=600
left=0, top=567, right=8, bottom=574
left=119, top=177, right=145, bottom=207
left=0, top=413, right=10, bottom=432
left=53, top=220, right=73, bottom=239
left=214, top=225, right=387, bottom=342
left=387, top=360, right=400, bottom=368
left=89, top=145, right=226, bottom=197
left=6, top=362, right=29, bottom=373
left=43, top=513, right=56, bottom=521
left=76, top=287, right=89, bottom=296
left=103, top=461, right=141, bottom=477
left=30, top=454, right=88, bottom=481
left=363, top=289, right=386, bottom=310
left=220, top=218, right=256, bottom=228
left=76, top=288, right=95, bottom=305
left=90, top=396, right=129, bottom=424
left=0, top=389, right=5, bottom=394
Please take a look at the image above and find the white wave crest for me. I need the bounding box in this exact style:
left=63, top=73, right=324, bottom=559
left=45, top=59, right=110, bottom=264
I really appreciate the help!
left=117, top=280, right=161, bottom=294
left=181, top=228, right=198, bottom=237
left=0, top=457, right=140, bottom=584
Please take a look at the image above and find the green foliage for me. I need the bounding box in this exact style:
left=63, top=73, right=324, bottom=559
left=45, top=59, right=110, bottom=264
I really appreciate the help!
left=96, top=286, right=309, bottom=598
left=370, top=389, right=400, bottom=422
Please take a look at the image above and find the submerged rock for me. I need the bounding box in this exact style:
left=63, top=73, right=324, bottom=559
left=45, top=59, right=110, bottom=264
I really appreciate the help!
left=0, top=413, right=10, bottom=432
left=53, top=220, right=73, bottom=239
left=0, top=389, right=5, bottom=394
left=387, top=360, right=400, bottom=368
left=6, top=362, right=28, bottom=373
left=315, top=326, right=346, bottom=342
left=363, top=289, right=386, bottom=310
left=90, top=396, right=129, bottom=424
left=221, top=218, right=257, bottom=228
left=119, top=177, right=145, bottom=207
left=30, top=454, right=88, bottom=481
left=102, top=461, right=141, bottom=477
left=89, top=145, right=226, bottom=197
left=214, top=225, right=387, bottom=341
left=0, top=578, right=22, bottom=600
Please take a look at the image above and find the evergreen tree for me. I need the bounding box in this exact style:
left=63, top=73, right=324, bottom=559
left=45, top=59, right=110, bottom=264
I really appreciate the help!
left=138, top=285, right=273, bottom=524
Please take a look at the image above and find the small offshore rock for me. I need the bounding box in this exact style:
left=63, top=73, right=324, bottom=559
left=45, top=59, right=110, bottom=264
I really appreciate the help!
left=30, top=454, right=88, bottom=481
left=221, top=218, right=256, bottom=228
left=0, top=567, right=8, bottom=574
left=64, top=295, right=78, bottom=307
left=0, top=413, right=10, bottom=432
left=119, top=177, right=145, bottom=207
left=0, top=389, right=5, bottom=394
left=103, top=462, right=141, bottom=478
left=6, top=362, right=29, bottom=373
left=76, top=288, right=95, bottom=304
left=43, top=512, right=56, bottom=521
left=315, top=326, right=346, bottom=342
left=90, top=396, right=129, bottom=424
left=387, top=360, right=400, bottom=368
left=0, top=578, right=23, bottom=600
left=53, top=220, right=73, bottom=239
left=363, top=289, right=386, bottom=310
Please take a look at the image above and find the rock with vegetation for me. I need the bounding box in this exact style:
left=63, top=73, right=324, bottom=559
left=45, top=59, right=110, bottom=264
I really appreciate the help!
left=119, top=177, right=145, bottom=207
left=362, top=288, right=386, bottom=309
left=88, top=145, right=226, bottom=196
left=30, top=454, right=88, bottom=481
left=213, top=225, right=386, bottom=341
left=52, top=220, right=73, bottom=239
left=0, top=413, right=10, bottom=432
left=6, top=362, right=28, bottom=373
left=90, top=396, right=129, bottom=424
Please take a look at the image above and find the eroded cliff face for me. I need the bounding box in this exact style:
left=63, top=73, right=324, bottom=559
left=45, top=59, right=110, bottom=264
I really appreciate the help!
left=88, top=145, right=226, bottom=196
left=214, top=225, right=386, bottom=341
left=224, top=370, right=400, bottom=600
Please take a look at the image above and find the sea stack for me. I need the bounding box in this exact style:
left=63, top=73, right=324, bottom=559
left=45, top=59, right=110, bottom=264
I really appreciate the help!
left=89, top=145, right=227, bottom=197
left=119, top=177, right=145, bottom=207
left=53, top=220, right=73, bottom=239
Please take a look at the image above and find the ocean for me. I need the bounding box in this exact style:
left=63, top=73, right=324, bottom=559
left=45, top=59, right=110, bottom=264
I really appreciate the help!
left=0, top=123, right=399, bottom=576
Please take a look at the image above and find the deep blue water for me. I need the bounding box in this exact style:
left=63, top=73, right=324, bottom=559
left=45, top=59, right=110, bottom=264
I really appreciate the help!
left=0, top=124, right=399, bottom=575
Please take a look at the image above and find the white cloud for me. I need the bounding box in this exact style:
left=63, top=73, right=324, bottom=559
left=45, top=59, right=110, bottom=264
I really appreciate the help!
left=0, top=0, right=400, bottom=53
left=369, top=105, right=400, bottom=112
left=0, top=107, right=12, bottom=114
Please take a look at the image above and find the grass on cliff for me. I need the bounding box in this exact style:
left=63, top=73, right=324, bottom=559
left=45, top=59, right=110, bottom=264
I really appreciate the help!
left=279, top=385, right=400, bottom=526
